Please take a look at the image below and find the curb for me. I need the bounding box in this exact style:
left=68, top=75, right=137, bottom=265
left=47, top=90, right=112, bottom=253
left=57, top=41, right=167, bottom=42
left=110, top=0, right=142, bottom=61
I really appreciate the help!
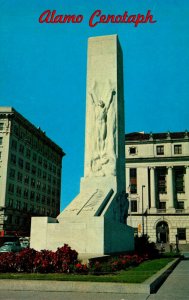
left=145, top=257, right=180, bottom=293
left=0, top=258, right=180, bottom=294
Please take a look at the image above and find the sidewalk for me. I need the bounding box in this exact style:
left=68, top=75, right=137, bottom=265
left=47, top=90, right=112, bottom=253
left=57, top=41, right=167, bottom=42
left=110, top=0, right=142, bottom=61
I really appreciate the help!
left=149, top=259, right=189, bottom=300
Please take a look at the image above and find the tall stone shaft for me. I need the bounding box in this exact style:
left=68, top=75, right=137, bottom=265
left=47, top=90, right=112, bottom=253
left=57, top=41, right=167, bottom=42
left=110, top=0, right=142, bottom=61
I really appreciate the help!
left=30, top=35, right=134, bottom=256
left=84, top=35, right=125, bottom=193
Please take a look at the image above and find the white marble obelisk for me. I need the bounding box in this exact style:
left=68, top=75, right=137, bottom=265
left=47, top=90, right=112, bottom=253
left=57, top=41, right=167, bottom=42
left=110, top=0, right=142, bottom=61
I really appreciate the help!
left=30, top=35, right=134, bottom=256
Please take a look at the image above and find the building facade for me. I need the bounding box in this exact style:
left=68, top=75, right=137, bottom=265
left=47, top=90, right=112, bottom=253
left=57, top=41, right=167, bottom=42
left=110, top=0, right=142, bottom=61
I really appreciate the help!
left=125, top=131, right=189, bottom=245
left=0, top=107, right=64, bottom=236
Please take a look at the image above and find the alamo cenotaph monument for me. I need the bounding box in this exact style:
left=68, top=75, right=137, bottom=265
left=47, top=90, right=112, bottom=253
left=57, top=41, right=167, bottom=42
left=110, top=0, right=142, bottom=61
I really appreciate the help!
left=30, top=35, right=134, bottom=256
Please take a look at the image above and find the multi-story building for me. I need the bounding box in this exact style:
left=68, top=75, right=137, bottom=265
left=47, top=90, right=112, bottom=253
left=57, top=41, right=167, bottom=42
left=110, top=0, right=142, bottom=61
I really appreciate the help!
left=0, top=107, right=65, bottom=236
left=125, top=131, right=189, bottom=245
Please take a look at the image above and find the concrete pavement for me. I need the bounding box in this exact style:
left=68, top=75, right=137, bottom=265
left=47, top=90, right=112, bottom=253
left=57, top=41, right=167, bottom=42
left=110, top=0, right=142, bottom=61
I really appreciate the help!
left=148, top=259, right=189, bottom=300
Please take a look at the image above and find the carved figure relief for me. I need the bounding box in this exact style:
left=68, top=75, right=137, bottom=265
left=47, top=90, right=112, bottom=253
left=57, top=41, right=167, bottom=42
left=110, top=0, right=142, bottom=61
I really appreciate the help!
left=86, top=80, right=117, bottom=177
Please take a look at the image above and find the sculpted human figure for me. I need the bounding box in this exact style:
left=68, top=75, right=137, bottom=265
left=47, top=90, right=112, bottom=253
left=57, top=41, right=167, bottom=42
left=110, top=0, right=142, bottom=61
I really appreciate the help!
left=89, top=82, right=116, bottom=173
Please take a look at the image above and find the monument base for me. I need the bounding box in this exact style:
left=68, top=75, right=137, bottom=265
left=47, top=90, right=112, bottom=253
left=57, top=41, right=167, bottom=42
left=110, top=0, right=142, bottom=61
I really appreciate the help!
left=30, top=184, right=134, bottom=254
left=30, top=215, right=134, bottom=255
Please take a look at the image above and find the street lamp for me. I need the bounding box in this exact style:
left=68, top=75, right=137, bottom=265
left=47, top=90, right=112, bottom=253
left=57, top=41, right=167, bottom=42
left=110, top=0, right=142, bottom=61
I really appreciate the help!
left=142, top=185, right=145, bottom=235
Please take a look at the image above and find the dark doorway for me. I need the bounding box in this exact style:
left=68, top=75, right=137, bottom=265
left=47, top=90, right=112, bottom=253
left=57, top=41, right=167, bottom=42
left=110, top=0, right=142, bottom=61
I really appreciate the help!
left=156, top=221, right=169, bottom=243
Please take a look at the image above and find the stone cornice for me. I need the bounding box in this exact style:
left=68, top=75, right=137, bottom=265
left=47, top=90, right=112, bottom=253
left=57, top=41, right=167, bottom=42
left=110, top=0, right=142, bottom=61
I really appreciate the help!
left=0, top=108, right=65, bottom=157
left=126, top=156, right=189, bottom=164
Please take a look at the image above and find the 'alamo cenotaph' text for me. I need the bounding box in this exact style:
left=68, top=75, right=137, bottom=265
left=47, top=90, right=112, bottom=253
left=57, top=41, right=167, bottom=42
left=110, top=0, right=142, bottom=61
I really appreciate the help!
left=30, top=35, right=134, bottom=256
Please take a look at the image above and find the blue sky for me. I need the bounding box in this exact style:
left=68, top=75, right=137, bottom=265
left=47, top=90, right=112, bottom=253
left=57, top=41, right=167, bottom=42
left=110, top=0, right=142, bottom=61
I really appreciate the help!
left=0, top=1, right=189, bottom=210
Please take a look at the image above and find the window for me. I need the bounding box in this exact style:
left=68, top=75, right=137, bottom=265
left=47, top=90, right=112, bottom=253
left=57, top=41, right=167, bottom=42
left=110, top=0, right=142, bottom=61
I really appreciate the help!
left=30, top=191, right=35, bottom=200
left=174, top=145, right=182, bottom=154
left=177, top=201, right=184, bottom=210
left=32, top=165, right=36, bottom=175
left=36, top=181, right=41, bottom=189
left=157, top=168, right=167, bottom=193
left=14, top=125, right=19, bottom=136
left=53, top=165, right=56, bottom=174
left=130, top=200, right=137, bottom=212
left=38, top=168, right=42, bottom=177
left=25, top=162, right=30, bottom=171
left=175, top=168, right=185, bottom=193
left=32, top=153, right=37, bottom=162
left=8, top=198, right=13, bottom=207
left=130, top=168, right=137, bottom=194
left=24, top=189, right=29, bottom=199
left=0, top=137, right=3, bottom=145
left=26, top=148, right=31, bottom=158
left=23, top=203, right=28, bottom=211
left=19, top=144, right=25, bottom=154
left=43, top=160, right=47, bottom=169
left=177, top=228, right=186, bottom=240
left=24, top=175, right=29, bottom=185
left=17, top=172, right=23, bottom=182
left=18, top=158, right=24, bottom=169
left=156, top=145, right=164, bottom=155
left=42, top=195, right=46, bottom=204
left=31, top=178, right=35, bottom=187
left=8, top=183, right=14, bottom=193
left=42, top=184, right=46, bottom=192
left=48, top=174, right=51, bottom=183
left=16, top=200, right=21, bottom=210
left=16, top=186, right=22, bottom=197
left=10, top=154, right=16, bottom=165
left=57, top=168, right=61, bottom=176
left=0, top=123, right=3, bottom=130
left=36, top=193, right=40, bottom=202
left=159, top=202, right=166, bottom=210
left=11, top=139, right=17, bottom=151
left=129, top=147, right=137, bottom=155
left=38, top=156, right=42, bottom=165
left=9, top=168, right=15, bottom=179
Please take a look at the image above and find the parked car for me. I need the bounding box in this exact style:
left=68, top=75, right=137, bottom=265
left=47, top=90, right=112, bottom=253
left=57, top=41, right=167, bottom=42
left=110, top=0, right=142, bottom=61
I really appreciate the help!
left=0, top=241, right=22, bottom=253
left=20, top=241, right=29, bottom=249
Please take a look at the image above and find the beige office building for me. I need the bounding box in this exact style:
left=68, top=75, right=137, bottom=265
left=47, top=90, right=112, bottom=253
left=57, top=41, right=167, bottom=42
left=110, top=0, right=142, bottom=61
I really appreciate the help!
left=0, top=107, right=64, bottom=236
left=126, top=131, right=189, bottom=245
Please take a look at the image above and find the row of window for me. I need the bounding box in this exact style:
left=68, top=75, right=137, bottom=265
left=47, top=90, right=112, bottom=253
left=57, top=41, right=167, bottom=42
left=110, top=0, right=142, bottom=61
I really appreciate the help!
left=130, top=200, right=185, bottom=212
left=9, top=168, right=60, bottom=186
left=12, top=139, right=59, bottom=171
left=8, top=182, right=60, bottom=199
left=10, top=151, right=61, bottom=176
left=129, top=167, right=185, bottom=195
left=129, top=144, right=182, bottom=156
left=6, top=209, right=57, bottom=226
left=7, top=197, right=59, bottom=210
left=12, top=125, right=61, bottom=164
left=10, top=154, right=61, bottom=179
left=157, top=167, right=185, bottom=194
left=157, top=144, right=182, bottom=155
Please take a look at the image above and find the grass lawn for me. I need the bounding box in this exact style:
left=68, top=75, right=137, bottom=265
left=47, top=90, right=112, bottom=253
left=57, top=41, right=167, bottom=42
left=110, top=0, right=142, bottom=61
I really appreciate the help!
left=0, top=258, right=174, bottom=283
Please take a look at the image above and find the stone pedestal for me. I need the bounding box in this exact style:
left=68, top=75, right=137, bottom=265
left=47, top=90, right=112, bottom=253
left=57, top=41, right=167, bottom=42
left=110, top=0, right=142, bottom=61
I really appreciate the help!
left=30, top=35, right=134, bottom=255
